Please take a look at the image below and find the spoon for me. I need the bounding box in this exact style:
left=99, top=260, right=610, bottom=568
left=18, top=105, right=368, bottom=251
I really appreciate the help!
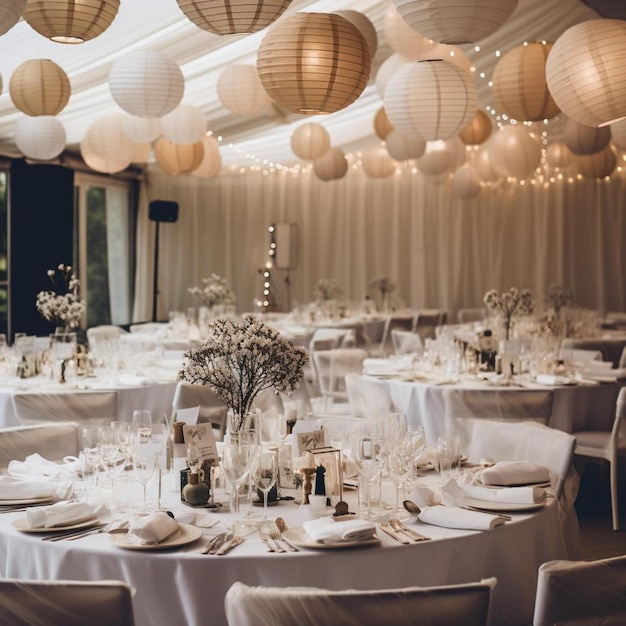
left=403, top=500, right=421, bottom=514
left=275, top=517, right=299, bottom=552
left=389, top=516, right=430, bottom=541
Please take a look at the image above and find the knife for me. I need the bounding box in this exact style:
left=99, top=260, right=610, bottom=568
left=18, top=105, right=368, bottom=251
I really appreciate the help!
left=378, top=523, right=409, bottom=544
left=215, top=535, right=243, bottom=555
left=200, top=532, right=229, bottom=555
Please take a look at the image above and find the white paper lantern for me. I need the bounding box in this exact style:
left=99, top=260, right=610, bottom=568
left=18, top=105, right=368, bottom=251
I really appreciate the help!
left=564, top=117, right=611, bottom=156
left=0, top=0, right=25, bottom=36
left=14, top=115, right=66, bottom=160
left=217, top=65, right=271, bottom=117
left=546, top=19, right=626, bottom=127
left=385, top=59, right=477, bottom=141
left=161, top=104, right=206, bottom=144
left=291, top=123, right=330, bottom=161
left=334, top=10, right=377, bottom=58
left=313, top=147, right=348, bottom=181
left=416, top=140, right=456, bottom=177
left=154, top=137, right=204, bottom=176
left=474, top=147, right=502, bottom=182
left=393, top=0, right=518, bottom=45
left=610, top=118, right=626, bottom=151
left=191, top=136, right=222, bottom=179
left=459, top=109, right=492, bottom=145
left=109, top=50, right=184, bottom=118
left=424, top=42, right=472, bottom=74
left=451, top=164, right=482, bottom=199
left=121, top=114, right=162, bottom=144
left=487, top=125, right=541, bottom=179
left=545, top=141, right=573, bottom=169
left=362, top=147, right=397, bottom=178
left=385, top=129, right=426, bottom=161
left=376, top=54, right=411, bottom=99
left=573, top=146, right=617, bottom=179
left=9, top=59, right=71, bottom=116
left=81, top=112, right=134, bottom=174
left=383, top=3, right=438, bottom=61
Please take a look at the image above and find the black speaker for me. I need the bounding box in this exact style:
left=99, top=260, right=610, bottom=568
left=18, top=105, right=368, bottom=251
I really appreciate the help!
left=149, top=200, right=179, bottom=223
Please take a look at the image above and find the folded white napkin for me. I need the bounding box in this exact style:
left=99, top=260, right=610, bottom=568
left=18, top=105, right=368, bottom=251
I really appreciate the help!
left=25, top=500, right=96, bottom=528
left=418, top=505, right=505, bottom=531
left=128, top=512, right=179, bottom=545
left=8, top=453, right=81, bottom=481
left=460, top=483, right=546, bottom=505
left=414, top=446, right=439, bottom=468
left=480, top=461, right=550, bottom=487
left=535, top=374, right=571, bottom=386
left=0, top=476, right=59, bottom=500
left=302, top=517, right=376, bottom=544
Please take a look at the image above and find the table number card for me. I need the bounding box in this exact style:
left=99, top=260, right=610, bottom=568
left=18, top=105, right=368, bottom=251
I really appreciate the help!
left=182, top=423, right=219, bottom=465
left=175, top=406, right=200, bottom=425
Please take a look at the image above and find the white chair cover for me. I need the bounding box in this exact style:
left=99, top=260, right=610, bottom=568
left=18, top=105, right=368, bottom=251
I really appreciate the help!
left=0, top=578, right=135, bottom=626
left=380, top=314, right=415, bottom=356
left=533, top=556, right=626, bottom=626
left=86, top=325, right=128, bottom=347
left=559, top=347, right=603, bottom=364
left=345, top=373, right=393, bottom=419
left=620, top=346, right=626, bottom=369
left=391, top=329, right=424, bottom=355
left=312, top=349, right=368, bottom=413
left=129, top=322, right=167, bottom=334
left=224, top=578, right=496, bottom=626
left=457, top=308, right=487, bottom=324
left=561, top=338, right=626, bottom=368
left=172, top=381, right=228, bottom=440
left=414, top=310, right=448, bottom=341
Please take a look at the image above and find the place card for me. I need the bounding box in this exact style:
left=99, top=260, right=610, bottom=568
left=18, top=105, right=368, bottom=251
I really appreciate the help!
left=176, top=406, right=200, bottom=425
left=182, top=423, right=218, bottom=465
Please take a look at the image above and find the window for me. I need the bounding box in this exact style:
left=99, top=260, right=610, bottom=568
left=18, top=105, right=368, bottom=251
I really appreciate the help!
left=0, top=169, right=8, bottom=337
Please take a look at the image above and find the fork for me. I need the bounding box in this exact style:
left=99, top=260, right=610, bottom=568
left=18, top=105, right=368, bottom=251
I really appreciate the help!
left=270, top=522, right=298, bottom=552
left=260, top=521, right=285, bottom=553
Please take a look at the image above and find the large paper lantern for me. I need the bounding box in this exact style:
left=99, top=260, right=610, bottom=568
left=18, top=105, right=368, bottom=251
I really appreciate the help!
left=291, top=123, right=330, bottom=161
left=374, top=107, right=395, bottom=140
left=334, top=10, right=378, bottom=57
left=0, top=0, right=26, bottom=36
left=81, top=112, right=134, bottom=174
left=24, top=0, right=119, bottom=43
left=385, top=129, right=426, bottom=161
left=385, top=59, right=477, bottom=141
left=546, top=19, right=626, bottom=127
left=217, top=65, right=271, bottom=117
left=545, top=141, right=573, bottom=169
left=563, top=117, right=611, bottom=156
left=459, top=109, right=492, bottom=145
left=451, top=164, right=482, bottom=199
left=176, top=0, right=291, bottom=35
left=362, top=147, right=397, bottom=178
left=492, top=42, right=560, bottom=122
left=376, top=54, right=410, bottom=99
left=426, top=42, right=472, bottom=74
left=155, top=137, right=204, bottom=176
left=191, top=136, right=222, bottom=179
left=383, top=3, right=437, bottom=61
left=161, top=104, right=206, bottom=144
left=313, top=147, right=348, bottom=181
left=610, top=119, right=626, bottom=151
left=573, top=146, right=617, bottom=179
left=121, top=115, right=162, bottom=144
left=109, top=50, right=184, bottom=118
left=257, top=13, right=371, bottom=115
left=131, top=143, right=152, bottom=164
left=9, top=59, right=71, bottom=116
left=14, top=115, right=66, bottom=160
left=487, top=125, right=541, bottom=179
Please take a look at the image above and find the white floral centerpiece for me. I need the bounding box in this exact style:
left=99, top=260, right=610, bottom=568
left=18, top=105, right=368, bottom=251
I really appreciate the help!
left=178, top=315, right=309, bottom=433
left=313, top=278, right=344, bottom=303
left=35, top=264, right=85, bottom=332
left=369, top=275, right=396, bottom=311
left=546, top=283, right=575, bottom=315
left=188, top=273, right=236, bottom=309
left=483, top=287, right=533, bottom=340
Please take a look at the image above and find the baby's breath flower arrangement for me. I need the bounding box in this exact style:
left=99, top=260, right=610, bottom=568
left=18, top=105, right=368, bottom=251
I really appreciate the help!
left=546, top=283, right=575, bottom=315
left=313, top=278, right=344, bottom=303
left=179, top=315, right=308, bottom=432
left=35, top=264, right=85, bottom=331
left=188, top=273, right=236, bottom=308
left=483, top=287, right=533, bottom=340
left=369, top=275, right=396, bottom=310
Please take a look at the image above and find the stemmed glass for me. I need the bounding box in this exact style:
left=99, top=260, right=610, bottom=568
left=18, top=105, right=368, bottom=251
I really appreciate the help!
left=150, top=414, right=170, bottom=510
left=221, top=431, right=255, bottom=531
left=82, top=426, right=102, bottom=500
left=98, top=426, right=129, bottom=513
left=132, top=433, right=159, bottom=514
left=354, top=436, right=384, bottom=520
left=252, top=448, right=278, bottom=520
left=387, top=436, right=414, bottom=521
left=132, top=409, right=152, bottom=441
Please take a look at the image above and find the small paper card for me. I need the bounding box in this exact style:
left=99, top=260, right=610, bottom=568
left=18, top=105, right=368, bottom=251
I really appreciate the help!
left=306, top=447, right=343, bottom=503
left=176, top=406, right=200, bottom=425
left=294, top=428, right=326, bottom=457
left=183, top=423, right=218, bottom=465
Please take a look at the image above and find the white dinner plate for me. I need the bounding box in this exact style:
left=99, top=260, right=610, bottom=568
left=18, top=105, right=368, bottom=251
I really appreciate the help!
left=110, top=523, right=202, bottom=550
left=12, top=516, right=100, bottom=533
left=282, top=526, right=381, bottom=550
left=0, top=496, right=56, bottom=506
left=477, top=478, right=551, bottom=489
left=464, top=498, right=546, bottom=513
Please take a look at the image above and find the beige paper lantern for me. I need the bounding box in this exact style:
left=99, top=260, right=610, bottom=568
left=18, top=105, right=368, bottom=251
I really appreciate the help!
left=383, top=3, right=438, bottom=61
left=313, top=147, right=348, bottom=181
left=191, top=136, right=222, bottom=179
left=416, top=140, right=456, bottom=177
left=393, top=0, right=518, bottom=45
left=546, top=19, right=626, bottom=127
left=131, top=143, right=152, bottom=164
left=81, top=112, right=134, bottom=174
left=257, top=13, right=371, bottom=115
left=334, top=10, right=378, bottom=57
left=545, top=141, right=573, bottom=169
left=376, top=54, right=410, bottom=99
left=121, top=114, right=162, bottom=144
left=563, top=117, right=611, bottom=156
left=374, top=107, right=395, bottom=141
left=217, top=65, right=271, bottom=117
left=155, top=137, right=204, bottom=176
left=109, top=50, right=184, bottom=118
left=459, top=109, right=492, bottom=146
left=362, top=147, right=397, bottom=178
left=24, top=0, right=119, bottom=43
left=474, top=147, right=502, bottom=182
left=176, top=0, right=291, bottom=35
left=14, top=115, right=66, bottom=160
left=424, top=42, right=472, bottom=74
left=573, top=146, right=617, bottom=179
left=487, top=125, right=541, bottom=179
left=291, top=123, right=330, bottom=161
left=161, top=104, right=206, bottom=144
left=492, top=42, right=560, bottom=122
left=0, top=0, right=26, bottom=36
left=9, top=59, right=71, bottom=116
left=384, top=59, right=477, bottom=141
left=451, top=164, right=482, bottom=199
left=610, top=119, right=626, bottom=151
left=385, top=129, right=426, bottom=161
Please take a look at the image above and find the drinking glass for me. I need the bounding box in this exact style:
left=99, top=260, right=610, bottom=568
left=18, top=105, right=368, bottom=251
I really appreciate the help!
left=132, top=409, right=152, bottom=441
left=387, top=437, right=414, bottom=520
left=82, top=426, right=102, bottom=499
left=252, top=448, right=278, bottom=520
left=437, top=436, right=452, bottom=484
left=98, top=426, right=129, bottom=513
left=132, top=442, right=159, bottom=513
left=221, top=431, right=255, bottom=531
left=354, top=436, right=384, bottom=520
left=150, top=415, right=170, bottom=510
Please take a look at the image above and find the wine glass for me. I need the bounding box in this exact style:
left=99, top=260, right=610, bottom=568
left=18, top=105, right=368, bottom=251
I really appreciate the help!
left=252, top=448, right=278, bottom=520
left=98, top=426, right=129, bottom=513
left=221, top=431, right=255, bottom=531
left=387, top=436, right=414, bottom=520
left=82, top=426, right=102, bottom=499
left=354, top=436, right=384, bottom=520
left=132, top=409, right=152, bottom=442
left=150, top=414, right=170, bottom=510
left=132, top=439, right=159, bottom=514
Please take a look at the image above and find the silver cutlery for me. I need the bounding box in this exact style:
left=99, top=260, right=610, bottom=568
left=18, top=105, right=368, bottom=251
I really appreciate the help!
left=200, top=531, right=231, bottom=555
left=275, top=517, right=299, bottom=552
left=215, top=535, right=243, bottom=555
left=259, top=521, right=284, bottom=553
left=389, top=517, right=431, bottom=541
left=378, top=522, right=410, bottom=544
left=42, top=523, right=108, bottom=542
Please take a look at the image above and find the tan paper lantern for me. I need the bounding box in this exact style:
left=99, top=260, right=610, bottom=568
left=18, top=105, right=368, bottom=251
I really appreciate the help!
left=155, top=137, right=204, bottom=176
left=459, top=109, right=492, bottom=146
left=416, top=140, right=456, bottom=177
left=563, top=117, right=611, bottom=156
left=291, top=123, right=330, bottom=161
left=217, top=65, right=272, bottom=117
left=121, top=114, right=162, bottom=144
left=451, top=164, right=482, bottom=199
left=376, top=54, right=410, bottom=99
left=191, top=136, right=222, bottom=179
left=546, top=19, right=626, bottom=127
left=334, top=10, right=378, bottom=58
left=0, top=0, right=26, bottom=36
left=362, top=147, right=397, bottom=178
left=81, top=112, right=134, bottom=174
left=492, top=42, right=560, bottom=122
left=610, top=118, right=626, bottom=151
left=14, top=115, right=66, bottom=160
left=131, top=143, right=152, bottom=164
left=161, top=104, right=206, bottom=144
left=545, top=141, right=573, bottom=169
left=257, top=13, right=371, bottom=115
left=385, top=129, right=426, bottom=161
left=384, top=59, right=477, bottom=141
left=374, top=107, right=395, bottom=141
left=313, top=147, right=348, bottom=181
left=474, top=147, right=502, bottom=182
left=487, top=125, right=541, bottom=179
left=383, top=3, right=438, bottom=61
left=109, top=50, right=184, bottom=118
left=176, top=0, right=291, bottom=35
left=24, top=0, right=119, bottom=43
left=574, top=146, right=617, bottom=179
left=9, top=59, right=71, bottom=116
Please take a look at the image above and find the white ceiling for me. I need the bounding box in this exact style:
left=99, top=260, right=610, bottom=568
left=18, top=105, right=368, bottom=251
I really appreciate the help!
left=0, top=0, right=603, bottom=169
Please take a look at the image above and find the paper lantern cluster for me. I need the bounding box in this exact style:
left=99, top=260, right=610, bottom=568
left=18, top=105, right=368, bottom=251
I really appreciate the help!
left=9, top=59, right=71, bottom=117
left=217, top=65, right=271, bottom=116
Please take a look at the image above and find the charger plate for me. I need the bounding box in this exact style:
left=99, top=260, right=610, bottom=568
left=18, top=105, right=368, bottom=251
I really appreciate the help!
left=464, top=498, right=546, bottom=513
left=13, top=516, right=100, bottom=533
left=110, top=523, right=202, bottom=550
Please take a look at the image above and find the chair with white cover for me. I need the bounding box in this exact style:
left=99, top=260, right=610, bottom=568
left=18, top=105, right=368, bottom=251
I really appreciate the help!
left=171, top=381, right=228, bottom=440
left=86, top=325, right=128, bottom=347
left=380, top=314, right=415, bottom=356
left=533, top=555, right=626, bottom=626
left=224, top=578, right=496, bottom=626
left=413, top=310, right=448, bottom=342
left=558, top=347, right=602, bottom=364
left=391, top=329, right=424, bottom=355
left=359, top=319, right=388, bottom=357
left=619, top=345, right=626, bottom=369
left=0, top=578, right=135, bottom=626
left=457, top=308, right=487, bottom=324
left=345, top=373, right=394, bottom=419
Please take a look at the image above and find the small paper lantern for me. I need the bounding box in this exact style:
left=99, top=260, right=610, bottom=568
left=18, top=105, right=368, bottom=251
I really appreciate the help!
left=385, top=129, right=426, bottom=161
left=14, top=115, right=66, bottom=160
left=545, top=141, right=573, bottom=169
left=121, top=114, right=162, bottom=144
left=155, top=137, right=204, bottom=176
left=374, top=107, right=395, bottom=141
left=313, top=147, right=348, bottom=181
left=610, top=119, right=626, bottom=151
left=9, top=59, right=71, bottom=116
left=362, top=147, right=397, bottom=178
left=393, top=0, right=518, bottom=45
left=487, top=125, right=541, bottom=179
left=176, top=0, right=291, bottom=35
left=459, top=109, right=492, bottom=145
left=451, top=164, right=482, bottom=199
left=546, top=19, right=626, bottom=127
left=217, top=65, right=271, bottom=117
left=257, top=13, right=371, bottom=115
left=385, top=59, right=477, bottom=141
left=109, top=50, right=184, bottom=118
left=383, top=3, right=437, bottom=61
left=474, top=147, right=502, bottom=182
left=334, top=10, right=378, bottom=57
left=161, top=104, right=206, bottom=144
left=416, top=140, right=456, bottom=177
left=0, top=0, right=26, bottom=36
left=191, top=136, right=222, bottom=178
left=376, top=54, right=410, bottom=99
left=573, top=146, right=617, bottom=179
left=24, top=0, right=120, bottom=43
left=291, top=123, right=330, bottom=161
left=492, top=42, right=560, bottom=122
left=81, top=112, right=134, bottom=174
left=564, top=117, right=611, bottom=156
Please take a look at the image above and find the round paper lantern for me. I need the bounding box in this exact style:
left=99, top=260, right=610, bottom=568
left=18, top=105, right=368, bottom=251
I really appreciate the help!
left=487, top=125, right=541, bottom=179
left=459, top=109, right=492, bottom=145
left=546, top=19, right=626, bottom=127
left=385, top=59, right=477, bottom=141
left=191, top=136, right=222, bottom=178
left=393, top=0, right=518, bottom=45
left=131, top=143, right=151, bottom=163
left=545, top=141, right=573, bottom=169
left=313, top=147, right=348, bottom=181
left=574, top=146, right=617, bottom=179
left=385, top=129, right=426, bottom=161
left=426, top=42, right=472, bottom=74
left=610, top=118, right=626, bottom=151
left=383, top=3, right=437, bottom=61
left=416, top=140, right=456, bottom=177
left=0, top=0, right=26, bottom=36
left=176, top=0, right=291, bottom=35
left=24, top=0, right=119, bottom=43
left=563, top=117, right=611, bottom=156
left=14, top=115, right=66, bottom=160
left=82, top=112, right=134, bottom=174
left=474, top=147, right=502, bottom=182
left=334, top=10, right=377, bottom=57
left=109, top=50, right=184, bottom=118
left=155, top=137, right=204, bottom=176
left=451, top=164, right=482, bottom=199
left=217, top=65, right=271, bottom=117
left=291, top=123, right=330, bottom=161
left=257, top=13, right=371, bottom=115
left=161, top=104, right=206, bottom=144
left=121, top=114, right=162, bottom=144
left=492, top=42, right=560, bottom=122
left=374, top=107, right=395, bottom=140
left=376, top=54, right=410, bottom=99
left=9, top=59, right=71, bottom=116
left=362, top=147, right=397, bottom=178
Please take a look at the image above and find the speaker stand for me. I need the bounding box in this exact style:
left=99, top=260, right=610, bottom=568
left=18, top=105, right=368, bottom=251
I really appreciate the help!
left=152, top=220, right=160, bottom=322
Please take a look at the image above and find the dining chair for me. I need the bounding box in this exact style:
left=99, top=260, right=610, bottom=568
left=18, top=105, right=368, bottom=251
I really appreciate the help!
left=619, top=345, right=626, bottom=369
left=413, top=310, right=448, bottom=342
left=171, top=381, right=228, bottom=440
left=345, top=373, right=394, bottom=419
left=533, top=555, right=626, bottom=626
left=457, top=308, right=487, bottom=324
left=558, top=347, right=602, bottom=364
left=0, top=578, right=135, bottom=625
left=224, top=578, right=496, bottom=626
left=380, top=314, right=415, bottom=356
left=573, top=386, right=626, bottom=530
left=308, top=328, right=352, bottom=394
left=561, top=338, right=623, bottom=368
left=391, top=329, right=424, bottom=355
left=360, top=318, right=388, bottom=357
left=86, top=324, right=128, bottom=347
